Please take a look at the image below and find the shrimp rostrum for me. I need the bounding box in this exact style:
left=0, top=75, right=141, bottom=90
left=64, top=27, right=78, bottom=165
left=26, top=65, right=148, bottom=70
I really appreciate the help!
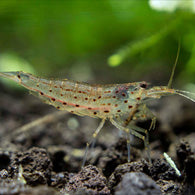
left=0, top=63, right=194, bottom=165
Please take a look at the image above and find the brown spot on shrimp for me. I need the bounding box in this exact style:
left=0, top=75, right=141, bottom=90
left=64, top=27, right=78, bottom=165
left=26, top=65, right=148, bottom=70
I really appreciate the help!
left=114, top=86, right=129, bottom=99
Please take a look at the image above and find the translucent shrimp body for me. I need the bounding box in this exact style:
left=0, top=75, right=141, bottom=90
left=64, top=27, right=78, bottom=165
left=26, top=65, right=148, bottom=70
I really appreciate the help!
left=0, top=71, right=194, bottom=165
left=0, top=71, right=148, bottom=119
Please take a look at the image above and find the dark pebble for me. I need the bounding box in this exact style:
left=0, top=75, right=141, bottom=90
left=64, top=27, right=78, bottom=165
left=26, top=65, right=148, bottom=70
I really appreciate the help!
left=64, top=165, right=110, bottom=194
left=115, top=172, right=161, bottom=195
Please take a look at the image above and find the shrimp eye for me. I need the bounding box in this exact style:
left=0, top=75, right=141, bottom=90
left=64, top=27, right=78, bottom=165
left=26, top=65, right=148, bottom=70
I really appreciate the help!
left=140, top=82, right=147, bottom=89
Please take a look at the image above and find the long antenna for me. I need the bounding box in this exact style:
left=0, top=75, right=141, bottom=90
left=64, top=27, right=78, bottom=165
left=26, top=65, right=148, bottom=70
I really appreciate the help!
left=167, top=41, right=181, bottom=89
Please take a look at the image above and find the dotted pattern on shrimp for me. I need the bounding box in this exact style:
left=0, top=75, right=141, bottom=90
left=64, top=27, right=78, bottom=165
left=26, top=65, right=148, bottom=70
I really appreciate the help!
left=16, top=72, right=143, bottom=118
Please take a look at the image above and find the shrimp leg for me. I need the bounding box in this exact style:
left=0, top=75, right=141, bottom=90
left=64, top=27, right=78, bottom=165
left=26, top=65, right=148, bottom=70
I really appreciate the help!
left=126, top=131, right=131, bottom=162
left=124, top=120, right=151, bottom=163
left=110, top=118, right=132, bottom=162
left=129, top=105, right=156, bottom=162
left=129, top=125, right=151, bottom=163
left=134, top=104, right=156, bottom=131
left=111, top=117, right=148, bottom=162
left=82, top=118, right=106, bottom=167
left=110, top=117, right=152, bottom=163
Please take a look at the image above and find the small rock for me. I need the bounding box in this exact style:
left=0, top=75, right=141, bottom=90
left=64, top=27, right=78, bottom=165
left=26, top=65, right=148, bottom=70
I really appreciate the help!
left=64, top=165, right=110, bottom=194
left=156, top=179, right=181, bottom=194
left=115, top=172, right=161, bottom=195
left=9, top=147, right=52, bottom=186
left=108, top=160, right=150, bottom=189
left=149, top=159, right=177, bottom=180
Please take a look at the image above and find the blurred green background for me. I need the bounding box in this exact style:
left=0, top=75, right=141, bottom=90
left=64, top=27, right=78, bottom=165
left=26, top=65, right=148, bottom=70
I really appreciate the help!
left=0, top=0, right=194, bottom=89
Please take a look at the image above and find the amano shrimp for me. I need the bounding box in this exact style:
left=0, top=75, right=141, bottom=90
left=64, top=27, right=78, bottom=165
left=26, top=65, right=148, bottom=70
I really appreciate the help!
left=0, top=57, right=194, bottom=165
